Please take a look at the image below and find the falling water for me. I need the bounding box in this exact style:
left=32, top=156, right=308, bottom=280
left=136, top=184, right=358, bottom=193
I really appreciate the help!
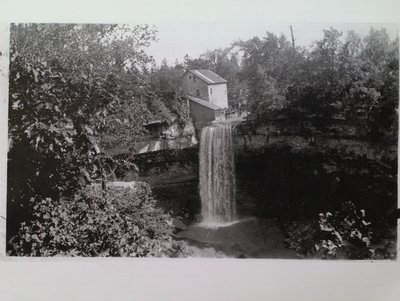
left=199, top=124, right=237, bottom=223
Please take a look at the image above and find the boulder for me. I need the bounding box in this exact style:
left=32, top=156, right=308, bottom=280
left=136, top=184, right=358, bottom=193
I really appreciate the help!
left=172, top=218, right=188, bottom=231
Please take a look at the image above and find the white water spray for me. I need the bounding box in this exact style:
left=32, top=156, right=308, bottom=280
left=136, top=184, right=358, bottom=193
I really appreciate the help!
left=199, top=124, right=237, bottom=223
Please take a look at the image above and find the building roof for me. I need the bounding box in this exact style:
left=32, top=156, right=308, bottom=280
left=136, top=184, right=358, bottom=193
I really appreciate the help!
left=187, top=69, right=227, bottom=84
left=185, top=95, right=223, bottom=111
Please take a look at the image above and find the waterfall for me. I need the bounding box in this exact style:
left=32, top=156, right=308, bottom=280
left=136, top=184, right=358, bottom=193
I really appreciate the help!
left=199, top=124, right=237, bottom=223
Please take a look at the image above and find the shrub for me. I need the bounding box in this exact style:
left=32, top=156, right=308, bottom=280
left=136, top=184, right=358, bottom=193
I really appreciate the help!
left=314, top=202, right=374, bottom=259
left=8, top=182, right=188, bottom=257
left=285, top=201, right=396, bottom=259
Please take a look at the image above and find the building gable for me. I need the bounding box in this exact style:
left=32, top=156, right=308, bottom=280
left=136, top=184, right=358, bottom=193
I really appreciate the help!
left=184, top=69, right=227, bottom=85
left=181, top=69, right=229, bottom=111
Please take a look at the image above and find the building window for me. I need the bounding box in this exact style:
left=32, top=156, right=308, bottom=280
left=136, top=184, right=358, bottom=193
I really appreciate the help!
left=196, top=89, right=200, bottom=97
left=210, top=88, right=212, bottom=95
left=193, top=76, right=196, bottom=83
left=189, top=75, right=191, bottom=79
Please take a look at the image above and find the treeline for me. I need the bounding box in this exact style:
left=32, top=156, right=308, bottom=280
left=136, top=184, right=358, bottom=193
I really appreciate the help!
left=163, top=27, right=398, bottom=141
left=239, top=28, right=398, bottom=141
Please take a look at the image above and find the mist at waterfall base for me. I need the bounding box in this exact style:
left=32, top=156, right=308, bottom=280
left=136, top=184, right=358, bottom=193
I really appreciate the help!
left=198, top=123, right=243, bottom=228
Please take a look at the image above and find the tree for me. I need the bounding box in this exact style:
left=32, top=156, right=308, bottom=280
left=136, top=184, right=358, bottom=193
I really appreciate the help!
left=147, top=60, right=191, bottom=126
left=360, top=29, right=399, bottom=138
left=236, top=27, right=398, bottom=139
left=8, top=23, right=157, bottom=238
left=237, top=33, right=300, bottom=121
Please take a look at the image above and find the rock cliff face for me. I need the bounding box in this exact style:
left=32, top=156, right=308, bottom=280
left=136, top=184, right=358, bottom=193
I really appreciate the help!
left=115, top=147, right=200, bottom=224
left=107, top=120, right=198, bottom=157
left=233, top=120, right=397, bottom=162
left=114, top=118, right=397, bottom=224
left=232, top=119, right=397, bottom=221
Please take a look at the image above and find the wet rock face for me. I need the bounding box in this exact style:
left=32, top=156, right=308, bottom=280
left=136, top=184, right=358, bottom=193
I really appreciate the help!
left=233, top=121, right=397, bottom=162
left=230, top=120, right=397, bottom=221
left=234, top=142, right=397, bottom=222
left=115, top=148, right=199, bottom=180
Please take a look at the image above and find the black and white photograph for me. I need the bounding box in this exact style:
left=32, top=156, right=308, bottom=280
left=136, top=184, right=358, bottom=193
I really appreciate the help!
left=0, top=1, right=400, bottom=300
left=3, top=21, right=398, bottom=260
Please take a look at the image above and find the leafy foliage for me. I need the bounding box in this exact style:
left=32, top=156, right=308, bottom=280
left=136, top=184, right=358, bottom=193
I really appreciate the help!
left=285, top=201, right=396, bottom=259
left=238, top=28, right=399, bottom=139
left=148, top=60, right=191, bottom=125
left=8, top=183, right=188, bottom=257
left=7, top=23, right=158, bottom=238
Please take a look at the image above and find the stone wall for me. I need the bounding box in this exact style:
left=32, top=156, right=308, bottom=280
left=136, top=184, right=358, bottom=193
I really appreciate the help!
left=234, top=120, right=397, bottom=162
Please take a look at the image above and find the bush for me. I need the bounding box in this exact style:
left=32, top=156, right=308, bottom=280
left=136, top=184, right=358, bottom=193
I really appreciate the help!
left=285, top=201, right=396, bottom=259
left=8, top=182, right=189, bottom=257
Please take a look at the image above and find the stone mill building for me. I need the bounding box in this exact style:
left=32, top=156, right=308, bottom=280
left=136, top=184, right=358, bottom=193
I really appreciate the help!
left=182, top=69, right=228, bottom=131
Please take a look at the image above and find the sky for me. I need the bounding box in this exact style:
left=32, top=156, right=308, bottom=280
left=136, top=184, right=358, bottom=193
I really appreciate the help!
left=147, top=23, right=399, bottom=65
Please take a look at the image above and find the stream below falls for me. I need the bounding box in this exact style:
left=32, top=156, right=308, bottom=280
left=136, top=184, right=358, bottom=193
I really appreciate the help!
left=178, top=218, right=297, bottom=258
